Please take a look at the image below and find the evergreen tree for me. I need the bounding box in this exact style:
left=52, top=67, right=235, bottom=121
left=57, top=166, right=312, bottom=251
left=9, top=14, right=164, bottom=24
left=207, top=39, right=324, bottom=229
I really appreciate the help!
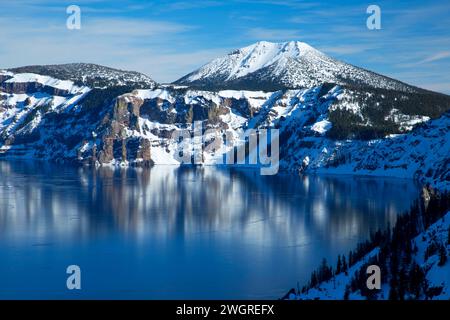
left=310, top=271, right=318, bottom=288
left=389, top=277, right=398, bottom=300
left=438, top=243, right=447, bottom=266
left=404, top=240, right=412, bottom=264
left=336, top=255, right=342, bottom=274
left=409, top=262, right=425, bottom=299
left=298, top=192, right=450, bottom=299
left=318, top=258, right=332, bottom=282
left=344, top=285, right=350, bottom=300
left=342, top=255, right=348, bottom=273
left=398, top=268, right=406, bottom=300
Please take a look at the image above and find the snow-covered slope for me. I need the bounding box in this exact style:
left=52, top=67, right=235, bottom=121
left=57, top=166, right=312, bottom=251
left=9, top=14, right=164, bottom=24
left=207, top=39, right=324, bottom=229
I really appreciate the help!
left=3, top=73, right=83, bottom=94
left=280, top=111, right=450, bottom=191
left=7, top=63, right=156, bottom=89
left=0, top=70, right=91, bottom=155
left=175, top=41, right=420, bottom=92
left=293, top=210, right=450, bottom=300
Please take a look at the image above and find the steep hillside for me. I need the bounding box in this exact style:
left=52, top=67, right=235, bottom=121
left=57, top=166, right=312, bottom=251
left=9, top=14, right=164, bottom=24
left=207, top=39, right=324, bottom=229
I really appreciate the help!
left=288, top=190, right=450, bottom=300
left=280, top=111, right=450, bottom=191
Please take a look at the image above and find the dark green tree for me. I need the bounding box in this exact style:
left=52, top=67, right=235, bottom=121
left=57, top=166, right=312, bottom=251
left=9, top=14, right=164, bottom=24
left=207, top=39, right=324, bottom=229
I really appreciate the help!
left=336, top=255, right=342, bottom=274
left=438, top=243, right=447, bottom=266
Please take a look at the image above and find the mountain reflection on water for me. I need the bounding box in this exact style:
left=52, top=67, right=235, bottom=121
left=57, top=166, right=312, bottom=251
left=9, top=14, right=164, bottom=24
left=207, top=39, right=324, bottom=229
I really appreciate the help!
left=0, top=161, right=419, bottom=299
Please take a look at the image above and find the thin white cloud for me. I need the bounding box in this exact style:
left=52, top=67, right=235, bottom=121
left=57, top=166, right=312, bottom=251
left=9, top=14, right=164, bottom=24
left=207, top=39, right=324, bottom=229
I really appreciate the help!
left=162, top=0, right=223, bottom=11
left=288, top=16, right=307, bottom=24
left=395, top=50, right=450, bottom=69
left=318, top=44, right=375, bottom=55
left=83, top=18, right=195, bottom=37
left=421, top=51, right=450, bottom=63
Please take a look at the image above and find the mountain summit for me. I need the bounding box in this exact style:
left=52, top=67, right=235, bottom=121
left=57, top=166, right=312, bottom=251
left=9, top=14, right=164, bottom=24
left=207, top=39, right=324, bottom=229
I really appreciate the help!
left=175, top=41, right=419, bottom=92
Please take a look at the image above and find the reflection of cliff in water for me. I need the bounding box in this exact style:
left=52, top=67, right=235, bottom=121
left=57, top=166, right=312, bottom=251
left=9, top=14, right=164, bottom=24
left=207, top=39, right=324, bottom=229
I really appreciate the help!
left=0, top=161, right=419, bottom=246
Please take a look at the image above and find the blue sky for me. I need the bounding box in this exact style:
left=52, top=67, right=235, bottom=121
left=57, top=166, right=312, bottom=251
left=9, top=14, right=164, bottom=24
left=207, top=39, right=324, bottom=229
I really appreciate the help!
left=1, top=0, right=449, bottom=93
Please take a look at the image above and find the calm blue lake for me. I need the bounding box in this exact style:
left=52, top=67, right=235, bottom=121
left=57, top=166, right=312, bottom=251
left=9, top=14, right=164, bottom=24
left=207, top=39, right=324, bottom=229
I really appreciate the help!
left=0, top=161, right=419, bottom=299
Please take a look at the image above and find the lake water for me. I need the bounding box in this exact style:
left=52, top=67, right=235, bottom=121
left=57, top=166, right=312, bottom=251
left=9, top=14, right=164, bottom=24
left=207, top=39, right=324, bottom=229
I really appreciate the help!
left=0, top=161, right=419, bottom=299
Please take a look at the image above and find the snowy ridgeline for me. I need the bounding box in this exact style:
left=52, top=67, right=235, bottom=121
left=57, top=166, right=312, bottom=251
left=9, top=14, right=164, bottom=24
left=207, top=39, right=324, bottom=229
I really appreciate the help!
left=6, top=63, right=157, bottom=89
left=292, top=210, right=450, bottom=300
left=0, top=67, right=449, bottom=190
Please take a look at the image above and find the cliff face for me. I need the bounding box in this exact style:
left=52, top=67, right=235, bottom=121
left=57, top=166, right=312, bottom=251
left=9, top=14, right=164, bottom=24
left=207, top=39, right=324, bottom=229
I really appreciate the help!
left=0, top=70, right=156, bottom=167
left=0, top=81, right=72, bottom=96
left=0, top=71, right=85, bottom=96
left=93, top=94, right=151, bottom=166
left=0, top=73, right=336, bottom=168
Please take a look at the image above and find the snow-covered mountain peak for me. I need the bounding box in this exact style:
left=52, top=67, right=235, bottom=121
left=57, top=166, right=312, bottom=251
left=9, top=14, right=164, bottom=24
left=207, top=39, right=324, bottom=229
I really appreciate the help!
left=175, top=40, right=421, bottom=92
left=236, top=40, right=321, bottom=59
left=226, top=41, right=324, bottom=79
left=183, top=41, right=325, bottom=83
